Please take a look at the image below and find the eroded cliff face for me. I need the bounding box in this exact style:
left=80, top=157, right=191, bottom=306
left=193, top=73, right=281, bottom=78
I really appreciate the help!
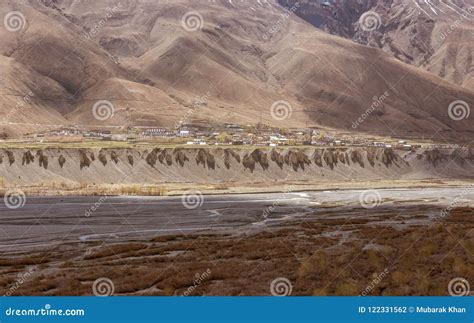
left=0, top=147, right=473, bottom=188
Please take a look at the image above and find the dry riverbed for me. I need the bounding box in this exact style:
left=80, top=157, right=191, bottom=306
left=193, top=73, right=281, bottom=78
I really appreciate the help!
left=0, top=188, right=472, bottom=296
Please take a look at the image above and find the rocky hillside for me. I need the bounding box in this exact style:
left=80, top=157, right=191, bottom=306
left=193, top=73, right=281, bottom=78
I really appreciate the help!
left=1, top=146, right=473, bottom=190
left=0, top=0, right=473, bottom=142
left=281, top=0, right=474, bottom=90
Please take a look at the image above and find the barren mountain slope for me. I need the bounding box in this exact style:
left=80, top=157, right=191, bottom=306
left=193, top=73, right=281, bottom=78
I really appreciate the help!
left=0, top=0, right=472, bottom=141
left=0, top=55, right=71, bottom=137
left=281, top=0, right=474, bottom=90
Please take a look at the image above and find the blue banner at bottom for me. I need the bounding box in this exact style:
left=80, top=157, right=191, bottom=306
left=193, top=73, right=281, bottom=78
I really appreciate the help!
left=0, top=297, right=472, bottom=323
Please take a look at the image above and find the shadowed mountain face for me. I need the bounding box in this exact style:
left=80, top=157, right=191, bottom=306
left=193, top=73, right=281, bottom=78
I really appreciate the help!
left=280, top=0, right=474, bottom=90
left=0, top=0, right=472, bottom=142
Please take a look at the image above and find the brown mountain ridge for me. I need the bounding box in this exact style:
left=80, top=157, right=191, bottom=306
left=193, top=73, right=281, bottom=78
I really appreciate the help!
left=0, top=0, right=472, bottom=142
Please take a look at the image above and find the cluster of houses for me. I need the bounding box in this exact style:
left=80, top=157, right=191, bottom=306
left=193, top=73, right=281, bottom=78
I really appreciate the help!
left=37, top=128, right=122, bottom=141
left=29, top=123, right=430, bottom=150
